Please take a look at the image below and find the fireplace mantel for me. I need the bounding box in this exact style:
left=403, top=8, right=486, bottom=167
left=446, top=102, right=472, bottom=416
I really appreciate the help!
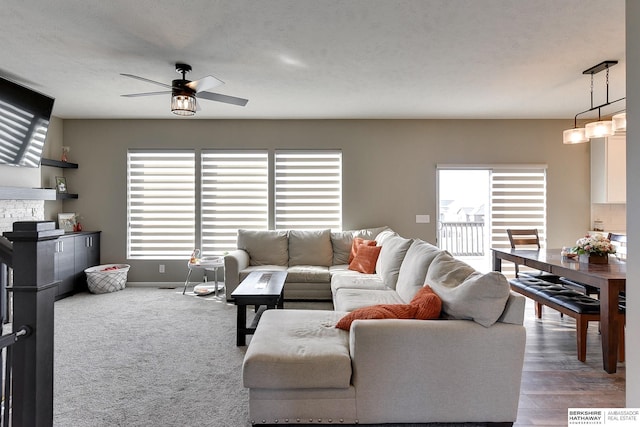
left=0, top=187, right=56, bottom=201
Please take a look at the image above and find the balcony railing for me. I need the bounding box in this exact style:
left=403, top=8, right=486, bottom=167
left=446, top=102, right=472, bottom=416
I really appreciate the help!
left=438, top=221, right=485, bottom=256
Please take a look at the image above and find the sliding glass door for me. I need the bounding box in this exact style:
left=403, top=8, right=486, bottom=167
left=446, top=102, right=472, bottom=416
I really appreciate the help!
left=437, top=165, right=547, bottom=274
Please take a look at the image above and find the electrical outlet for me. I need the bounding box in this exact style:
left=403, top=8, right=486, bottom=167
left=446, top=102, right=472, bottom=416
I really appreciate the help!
left=416, top=214, right=430, bottom=224
left=159, top=264, right=165, bottom=273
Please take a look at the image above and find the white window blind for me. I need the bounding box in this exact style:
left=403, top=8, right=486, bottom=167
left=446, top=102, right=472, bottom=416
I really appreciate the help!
left=127, top=150, right=195, bottom=260
left=274, top=150, right=342, bottom=230
left=490, top=167, right=547, bottom=275
left=201, top=151, right=269, bottom=255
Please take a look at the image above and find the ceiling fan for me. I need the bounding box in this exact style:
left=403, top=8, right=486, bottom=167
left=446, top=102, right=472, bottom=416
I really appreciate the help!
left=121, top=63, right=248, bottom=116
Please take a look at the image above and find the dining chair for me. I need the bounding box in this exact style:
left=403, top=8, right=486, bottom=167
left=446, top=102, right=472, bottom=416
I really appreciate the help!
left=608, top=232, right=627, bottom=260
left=506, top=229, right=561, bottom=283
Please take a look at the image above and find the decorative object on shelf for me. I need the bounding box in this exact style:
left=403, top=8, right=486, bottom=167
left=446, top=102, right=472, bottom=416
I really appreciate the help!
left=58, top=212, right=76, bottom=232
left=61, top=146, right=70, bottom=162
left=55, top=176, right=68, bottom=193
left=572, top=233, right=616, bottom=264
left=562, top=60, right=626, bottom=145
left=73, top=214, right=83, bottom=232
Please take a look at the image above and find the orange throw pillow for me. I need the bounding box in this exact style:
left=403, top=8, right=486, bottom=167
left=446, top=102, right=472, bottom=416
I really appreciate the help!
left=348, top=237, right=377, bottom=263
left=409, top=285, right=442, bottom=320
left=348, top=245, right=382, bottom=274
left=335, top=304, right=418, bottom=331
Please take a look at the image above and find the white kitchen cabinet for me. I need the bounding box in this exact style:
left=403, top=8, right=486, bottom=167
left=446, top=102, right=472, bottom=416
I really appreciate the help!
left=591, top=135, right=626, bottom=203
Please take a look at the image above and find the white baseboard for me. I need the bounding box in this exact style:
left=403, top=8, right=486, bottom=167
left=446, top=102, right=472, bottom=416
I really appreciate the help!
left=126, top=282, right=184, bottom=288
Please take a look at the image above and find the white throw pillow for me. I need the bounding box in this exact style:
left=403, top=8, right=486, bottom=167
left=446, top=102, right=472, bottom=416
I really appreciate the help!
left=395, top=240, right=441, bottom=302
left=426, top=251, right=510, bottom=327
left=375, top=233, right=413, bottom=289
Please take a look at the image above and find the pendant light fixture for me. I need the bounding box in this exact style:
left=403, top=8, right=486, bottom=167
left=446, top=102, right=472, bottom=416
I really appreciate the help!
left=612, top=112, right=626, bottom=132
left=563, top=60, right=625, bottom=144
left=171, top=92, right=197, bottom=116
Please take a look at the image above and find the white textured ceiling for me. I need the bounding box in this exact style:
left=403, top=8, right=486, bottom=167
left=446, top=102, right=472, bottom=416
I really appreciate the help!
left=0, top=0, right=626, bottom=120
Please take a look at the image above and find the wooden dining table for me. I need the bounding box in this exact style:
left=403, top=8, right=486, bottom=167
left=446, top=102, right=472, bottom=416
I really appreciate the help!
left=491, top=247, right=626, bottom=374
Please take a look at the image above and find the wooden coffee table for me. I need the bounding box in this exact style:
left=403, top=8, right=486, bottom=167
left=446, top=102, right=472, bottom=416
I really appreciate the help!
left=231, top=270, right=287, bottom=346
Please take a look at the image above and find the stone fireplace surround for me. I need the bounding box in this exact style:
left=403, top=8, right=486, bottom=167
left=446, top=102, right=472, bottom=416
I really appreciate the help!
left=0, top=187, right=55, bottom=233
left=0, top=199, right=45, bottom=233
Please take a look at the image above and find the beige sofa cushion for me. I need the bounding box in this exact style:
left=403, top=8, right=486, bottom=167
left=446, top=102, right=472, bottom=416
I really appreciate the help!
left=237, top=229, right=289, bottom=266
left=395, top=240, right=441, bottom=302
left=334, top=288, right=405, bottom=312
left=288, top=229, right=333, bottom=267
left=331, top=231, right=354, bottom=265
left=375, top=233, right=413, bottom=289
left=426, top=251, right=510, bottom=327
left=243, top=310, right=352, bottom=389
left=286, top=265, right=331, bottom=282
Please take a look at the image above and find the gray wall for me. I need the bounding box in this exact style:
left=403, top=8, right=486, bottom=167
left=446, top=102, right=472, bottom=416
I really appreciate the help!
left=58, top=118, right=591, bottom=282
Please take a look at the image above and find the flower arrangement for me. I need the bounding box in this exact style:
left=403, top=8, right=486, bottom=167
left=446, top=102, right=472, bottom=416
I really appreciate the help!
left=573, top=234, right=616, bottom=256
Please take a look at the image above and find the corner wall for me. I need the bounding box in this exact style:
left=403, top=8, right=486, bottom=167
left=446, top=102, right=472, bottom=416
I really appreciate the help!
left=625, top=0, right=639, bottom=406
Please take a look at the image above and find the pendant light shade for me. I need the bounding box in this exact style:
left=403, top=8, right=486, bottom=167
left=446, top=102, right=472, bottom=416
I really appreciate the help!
left=612, top=112, right=626, bottom=132
left=585, top=120, right=614, bottom=139
left=563, top=128, right=589, bottom=144
left=171, top=94, right=196, bottom=116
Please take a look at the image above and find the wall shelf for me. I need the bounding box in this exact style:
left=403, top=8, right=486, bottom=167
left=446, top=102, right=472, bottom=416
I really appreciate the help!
left=57, top=193, right=79, bottom=200
left=41, top=158, right=78, bottom=169
left=0, top=187, right=56, bottom=200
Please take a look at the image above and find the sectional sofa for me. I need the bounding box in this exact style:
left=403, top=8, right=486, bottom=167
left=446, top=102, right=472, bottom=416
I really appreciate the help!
left=224, top=226, right=390, bottom=301
left=231, top=227, right=527, bottom=425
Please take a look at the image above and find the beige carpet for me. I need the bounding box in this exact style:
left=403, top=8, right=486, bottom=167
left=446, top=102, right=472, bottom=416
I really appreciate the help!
left=54, top=286, right=333, bottom=427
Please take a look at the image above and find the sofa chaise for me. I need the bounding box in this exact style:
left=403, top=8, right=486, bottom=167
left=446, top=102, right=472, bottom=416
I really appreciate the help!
left=236, top=228, right=527, bottom=425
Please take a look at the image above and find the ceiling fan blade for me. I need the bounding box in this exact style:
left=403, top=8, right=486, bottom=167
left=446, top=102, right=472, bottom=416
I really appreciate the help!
left=197, top=91, right=248, bottom=106
left=121, top=73, right=172, bottom=89
left=186, top=75, right=224, bottom=93
left=121, top=91, right=172, bottom=97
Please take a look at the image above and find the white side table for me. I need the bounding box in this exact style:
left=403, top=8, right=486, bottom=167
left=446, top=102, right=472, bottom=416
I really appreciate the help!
left=182, top=256, right=225, bottom=297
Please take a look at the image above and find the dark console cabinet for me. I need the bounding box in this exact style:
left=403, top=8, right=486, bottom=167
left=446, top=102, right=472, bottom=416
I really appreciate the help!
left=54, top=231, right=100, bottom=299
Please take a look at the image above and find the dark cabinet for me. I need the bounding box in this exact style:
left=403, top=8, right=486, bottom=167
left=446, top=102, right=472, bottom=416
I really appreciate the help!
left=54, top=236, right=75, bottom=297
left=54, top=231, right=101, bottom=300
left=74, top=233, right=100, bottom=292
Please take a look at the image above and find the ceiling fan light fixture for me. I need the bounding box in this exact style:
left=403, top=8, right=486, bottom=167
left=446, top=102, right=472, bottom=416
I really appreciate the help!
left=563, top=127, right=588, bottom=144
left=585, top=120, right=614, bottom=139
left=612, top=112, right=626, bottom=132
left=171, top=93, right=196, bottom=116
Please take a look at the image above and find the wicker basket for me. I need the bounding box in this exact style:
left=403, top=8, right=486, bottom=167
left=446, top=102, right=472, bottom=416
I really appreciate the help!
left=85, top=264, right=130, bottom=294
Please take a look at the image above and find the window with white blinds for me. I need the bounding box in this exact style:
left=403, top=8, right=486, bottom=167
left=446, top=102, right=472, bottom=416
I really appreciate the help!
left=201, top=151, right=269, bottom=255
left=490, top=166, right=548, bottom=251
left=127, top=150, right=196, bottom=259
left=274, top=150, right=342, bottom=230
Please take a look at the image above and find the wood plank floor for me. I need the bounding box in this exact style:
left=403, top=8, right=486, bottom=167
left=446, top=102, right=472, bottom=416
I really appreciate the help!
left=515, top=300, right=625, bottom=426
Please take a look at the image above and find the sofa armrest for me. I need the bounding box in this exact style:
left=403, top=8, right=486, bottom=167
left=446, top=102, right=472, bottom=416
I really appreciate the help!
left=349, top=319, right=525, bottom=424
left=498, top=291, right=526, bottom=325
left=224, top=249, right=250, bottom=300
